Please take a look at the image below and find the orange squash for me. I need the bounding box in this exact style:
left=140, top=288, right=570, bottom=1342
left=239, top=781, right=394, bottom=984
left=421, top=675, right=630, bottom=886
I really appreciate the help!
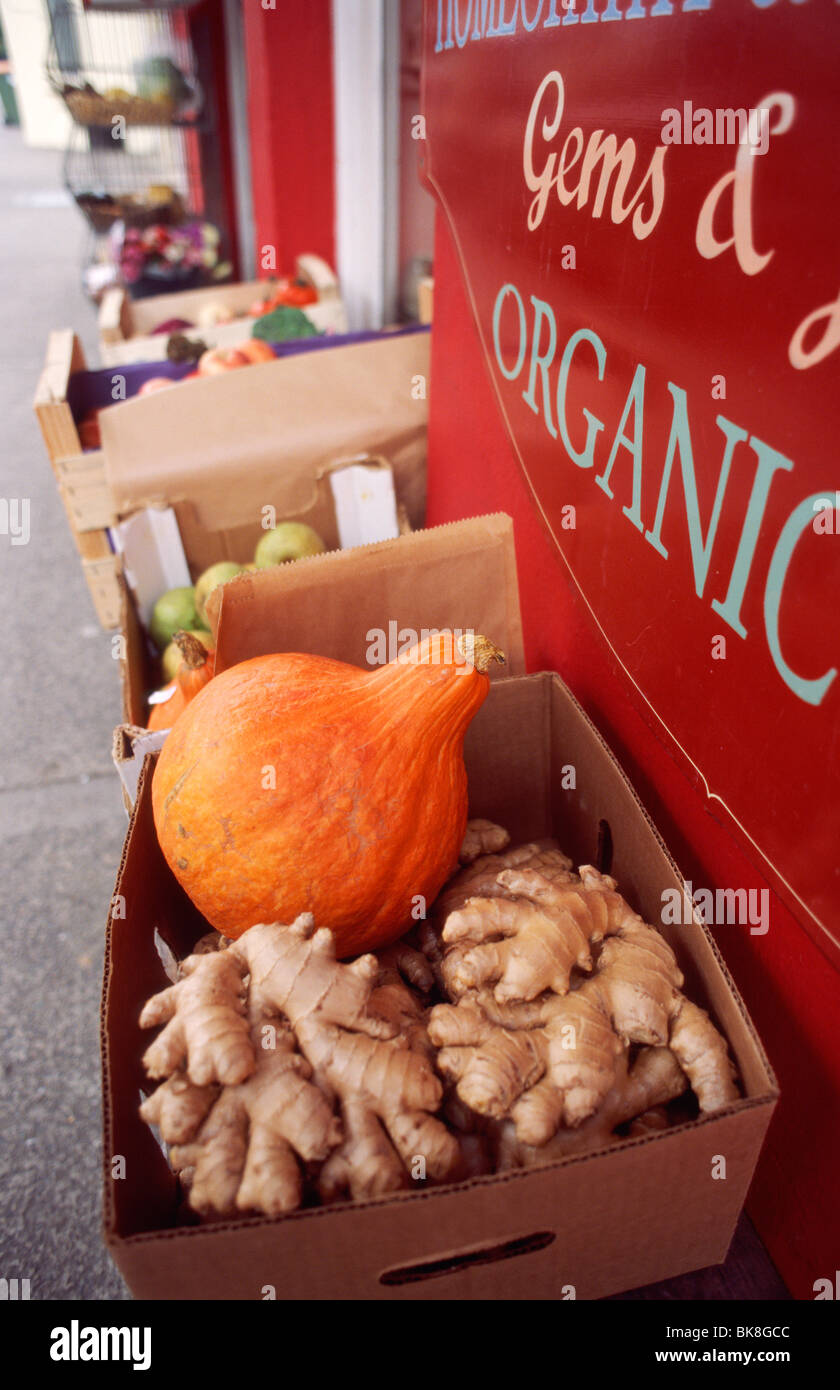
left=152, top=632, right=505, bottom=955
left=237, top=338, right=276, bottom=365
left=147, top=630, right=215, bottom=733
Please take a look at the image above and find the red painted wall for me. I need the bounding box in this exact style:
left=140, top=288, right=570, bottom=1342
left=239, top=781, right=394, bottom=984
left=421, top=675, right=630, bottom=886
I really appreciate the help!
left=241, top=0, right=335, bottom=275
left=428, top=212, right=840, bottom=1302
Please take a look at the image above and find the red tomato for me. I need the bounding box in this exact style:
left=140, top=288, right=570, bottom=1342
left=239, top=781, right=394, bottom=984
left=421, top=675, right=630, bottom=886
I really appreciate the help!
left=198, top=347, right=251, bottom=375
left=237, top=339, right=276, bottom=364
left=273, top=278, right=318, bottom=308
left=137, top=376, right=176, bottom=396
left=78, top=411, right=101, bottom=449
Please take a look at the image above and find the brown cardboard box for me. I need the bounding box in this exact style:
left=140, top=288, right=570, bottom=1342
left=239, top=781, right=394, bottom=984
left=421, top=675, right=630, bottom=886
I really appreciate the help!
left=98, top=256, right=346, bottom=366
left=34, top=328, right=430, bottom=630
left=417, top=277, right=434, bottom=325
left=119, top=575, right=157, bottom=730
left=101, top=335, right=429, bottom=574
left=102, top=516, right=777, bottom=1299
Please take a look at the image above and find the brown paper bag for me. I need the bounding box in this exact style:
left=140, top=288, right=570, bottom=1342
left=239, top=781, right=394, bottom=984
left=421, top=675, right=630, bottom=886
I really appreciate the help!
left=100, top=333, right=430, bottom=575
left=209, top=513, right=526, bottom=675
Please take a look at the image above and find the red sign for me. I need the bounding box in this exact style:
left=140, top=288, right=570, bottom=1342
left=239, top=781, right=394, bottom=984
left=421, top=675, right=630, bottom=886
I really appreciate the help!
left=421, top=0, right=840, bottom=961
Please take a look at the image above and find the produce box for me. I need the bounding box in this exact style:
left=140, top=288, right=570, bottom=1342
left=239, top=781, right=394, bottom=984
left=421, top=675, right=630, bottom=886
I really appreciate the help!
left=116, top=453, right=410, bottom=732
left=118, top=574, right=157, bottom=732
left=417, top=277, right=433, bottom=325
left=33, top=327, right=430, bottom=632
left=102, top=515, right=777, bottom=1300
left=98, top=255, right=347, bottom=366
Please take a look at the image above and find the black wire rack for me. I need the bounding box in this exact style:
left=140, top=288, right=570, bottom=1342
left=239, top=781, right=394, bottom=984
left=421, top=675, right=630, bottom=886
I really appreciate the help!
left=64, top=120, right=201, bottom=233
left=46, top=0, right=206, bottom=129
left=82, top=2, right=204, bottom=11
left=45, top=0, right=231, bottom=298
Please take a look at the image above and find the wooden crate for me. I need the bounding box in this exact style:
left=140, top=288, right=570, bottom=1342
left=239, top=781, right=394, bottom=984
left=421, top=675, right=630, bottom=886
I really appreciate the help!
left=33, top=329, right=119, bottom=628
left=33, top=321, right=429, bottom=635
left=417, top=276, right=434, bottom=325
left=98, top=255, right=346, bottom=366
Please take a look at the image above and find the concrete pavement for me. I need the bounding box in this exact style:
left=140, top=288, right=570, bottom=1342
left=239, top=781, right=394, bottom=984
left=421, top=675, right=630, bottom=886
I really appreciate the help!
left=0, top=125, right=128, bottom=1300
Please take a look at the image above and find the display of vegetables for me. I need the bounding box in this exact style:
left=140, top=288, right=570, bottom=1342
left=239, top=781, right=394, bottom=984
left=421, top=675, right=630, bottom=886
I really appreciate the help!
left=151, top=317, right=194, bottom=337
left=147, top=274, right=321, bottom=337
left=194, top=562, right=244, bottom=625
left=145, top=531, right=326, bottom=725
left=117, top=221, right=222, bottom=287
left=134, top=56, right=194, bottom=111
left=249, top=277, right=319, bottom=315
left=151, top=632, right=506, bottom=953
left=150, top=587, right=197, bottom=651
left=137, top=820, right=739, bottom=1217
left=254, top=522, right=325, bottom=567
left=161, top=629, right=213, bottom=683
left=75, top=336, right=283, bottom=457
left=251, top=305, right=322, bottom=343
left=147, top=630, right=215, bottom=734
left=78, top=411, right=101, bottom=449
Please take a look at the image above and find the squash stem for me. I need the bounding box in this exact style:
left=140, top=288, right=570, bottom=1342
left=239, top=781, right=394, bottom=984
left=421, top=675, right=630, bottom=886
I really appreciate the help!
left=173, top=630, right=210, bottom=670
left=458, top=633, right=507, bottom=673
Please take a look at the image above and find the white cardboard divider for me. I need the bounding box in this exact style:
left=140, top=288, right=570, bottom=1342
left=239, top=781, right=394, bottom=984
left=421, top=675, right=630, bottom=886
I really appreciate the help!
left=111, top=507, right=191, bottom=626
left=329, top=462, right=400, bottom=550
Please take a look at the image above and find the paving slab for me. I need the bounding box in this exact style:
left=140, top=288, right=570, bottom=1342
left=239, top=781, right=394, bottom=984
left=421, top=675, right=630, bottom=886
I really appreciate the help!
left=0, top=126, right=128, bottom=1299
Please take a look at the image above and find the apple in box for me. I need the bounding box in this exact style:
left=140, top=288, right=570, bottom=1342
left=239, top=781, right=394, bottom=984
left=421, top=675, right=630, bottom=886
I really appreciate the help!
left=255, top=522, right=326, bottom=568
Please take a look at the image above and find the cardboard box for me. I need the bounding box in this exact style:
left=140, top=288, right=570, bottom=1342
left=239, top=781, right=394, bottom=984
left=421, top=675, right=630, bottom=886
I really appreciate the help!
left=118, top=574, right=158, bottom=731
left=34, top=328, right=430, bottom=630
left=417, top=276, right=434, bottom=325
left=115, top=455, right=411, bottom=731
left=102, top=516, right=777, bottom=1299
left=98, top=255, right=347, bottom=366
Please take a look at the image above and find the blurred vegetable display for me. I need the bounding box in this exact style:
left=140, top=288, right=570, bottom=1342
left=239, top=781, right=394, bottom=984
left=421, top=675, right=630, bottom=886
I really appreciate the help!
left=251, top=305, right=322, bottom=343
left=46, top=0, right=233, bottom=300
left=116, top=221, right=228, bottom=289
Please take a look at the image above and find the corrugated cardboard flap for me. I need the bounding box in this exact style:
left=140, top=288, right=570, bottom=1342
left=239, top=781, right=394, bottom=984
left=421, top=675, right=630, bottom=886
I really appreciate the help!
left=210, top=513, right=526, bottom=674
left=99, top=333, right=430, bottom=534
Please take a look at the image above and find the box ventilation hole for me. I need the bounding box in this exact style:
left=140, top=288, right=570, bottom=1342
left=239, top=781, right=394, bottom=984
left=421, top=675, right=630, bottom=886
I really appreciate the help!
left=379, top=1231, right=555, bottom=1286
left=596, top=819, right=613, bottom=875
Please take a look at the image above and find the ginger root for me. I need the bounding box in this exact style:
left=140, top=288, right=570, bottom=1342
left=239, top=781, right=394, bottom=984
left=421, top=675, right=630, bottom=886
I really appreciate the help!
left=496, top=1046, right=688, bottom=1169
left=138, top=821, right=740, bottom=1217
left=140, top=915, right=460, bottom=1216
left=425, top=839, right=738, bottom=1147
left=143, top=1023, right=341, bottom=1216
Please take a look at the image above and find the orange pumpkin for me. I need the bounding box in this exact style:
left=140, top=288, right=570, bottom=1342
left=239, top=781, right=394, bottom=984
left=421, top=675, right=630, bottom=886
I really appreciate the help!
left=237, top=338, right=276, bottom=364
left=147, top=630, right=215, bottom=733
left=151, top=632, right=505, bottom=955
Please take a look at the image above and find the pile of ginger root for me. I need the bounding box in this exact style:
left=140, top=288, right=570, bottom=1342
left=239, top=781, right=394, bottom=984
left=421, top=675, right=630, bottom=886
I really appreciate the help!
left=138, top=820, right=739, bottom=1220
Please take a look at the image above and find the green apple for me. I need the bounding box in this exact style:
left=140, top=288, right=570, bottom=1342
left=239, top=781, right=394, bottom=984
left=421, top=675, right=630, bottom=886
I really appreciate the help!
left=161, top=629, right=213, bottom=683
left=254, top=522, right=326, bottom=568
left=149, top=586, right=197, bottom=652
left=194, top=561, right=244, bottom=625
